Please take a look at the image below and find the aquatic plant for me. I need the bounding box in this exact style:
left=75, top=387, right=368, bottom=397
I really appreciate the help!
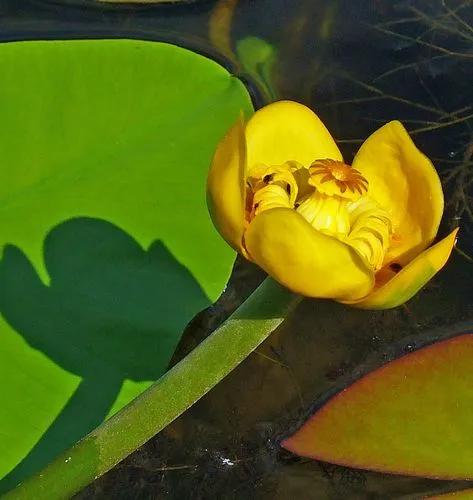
left=0, top=38, right=254, bottom=498
left=283, top=333, right=473, bottom=480
left=207, top=100, right=457, bottom=308
left=2, top=1, right=471, bottom=498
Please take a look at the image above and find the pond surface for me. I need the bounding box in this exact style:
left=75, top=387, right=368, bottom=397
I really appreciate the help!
left=2, top=0, right=473, bottom=498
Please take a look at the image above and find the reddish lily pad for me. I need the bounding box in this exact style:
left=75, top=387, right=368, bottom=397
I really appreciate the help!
left=427, top=489, right=473, bottom=499
left=282, top=334, right=473, bottom=479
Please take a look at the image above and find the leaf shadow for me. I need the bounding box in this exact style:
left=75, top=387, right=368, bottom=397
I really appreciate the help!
left=0, top=216, right=210, bottom=492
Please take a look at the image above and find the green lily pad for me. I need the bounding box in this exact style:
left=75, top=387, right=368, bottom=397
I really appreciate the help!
left=0, top=39, right=252, bottom=491
left=282, top=334, right=473, bottom=480
left=236, top=36, right=278, bottom=102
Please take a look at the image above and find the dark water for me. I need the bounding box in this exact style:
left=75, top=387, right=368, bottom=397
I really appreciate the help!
left=2, top=0, right=473, bottom=498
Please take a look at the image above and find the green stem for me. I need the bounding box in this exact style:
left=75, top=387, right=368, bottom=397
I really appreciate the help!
left=5, top=278, right=301, bottom=500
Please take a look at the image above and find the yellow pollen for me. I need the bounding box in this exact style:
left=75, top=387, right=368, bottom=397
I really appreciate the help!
left=309, top=159, right=368, bottom=200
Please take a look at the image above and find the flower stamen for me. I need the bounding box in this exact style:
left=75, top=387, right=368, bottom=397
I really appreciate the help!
left=346, top=198, right=392, bottom=271
left=296, top=192, right=351, bottom=237
left=245, top=157, right=392, bottom=272
left=246, top=162, right=301, bottom=221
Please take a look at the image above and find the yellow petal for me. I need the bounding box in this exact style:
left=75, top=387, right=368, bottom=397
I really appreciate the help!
left=245, top=100, right=342, bottom=169
left=244, top=208, right=374, bottom=300
left=206, top=116, right=247, bottom=255
left=346, top=228, right=458, bottom=310
left=352, top=121, right=444, bottom=266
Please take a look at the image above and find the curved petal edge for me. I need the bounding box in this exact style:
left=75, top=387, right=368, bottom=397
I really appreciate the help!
left=245, top=208, right=374, bottom=300
left=346, top=228, right=458, bottom=309
left=207, top=115, right=248, bottom=255
left=245, top=100, right=343, bottom=168
left=353, top=120, right=444, bottom=266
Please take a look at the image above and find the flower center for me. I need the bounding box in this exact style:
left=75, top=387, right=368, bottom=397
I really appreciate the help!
left=308, top=159, right=368, bottom=200
left=246, top=159, right=392, bottom=271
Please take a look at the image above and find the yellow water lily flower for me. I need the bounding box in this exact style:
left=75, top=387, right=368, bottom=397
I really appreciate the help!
left=207, top=101, right=458, bottom=309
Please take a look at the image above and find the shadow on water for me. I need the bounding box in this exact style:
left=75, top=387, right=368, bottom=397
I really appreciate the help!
left=0, top=217, right=209, bottom=492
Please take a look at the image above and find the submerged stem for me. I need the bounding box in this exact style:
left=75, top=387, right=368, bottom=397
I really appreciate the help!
left=6, top=278, right=301, bottom=500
